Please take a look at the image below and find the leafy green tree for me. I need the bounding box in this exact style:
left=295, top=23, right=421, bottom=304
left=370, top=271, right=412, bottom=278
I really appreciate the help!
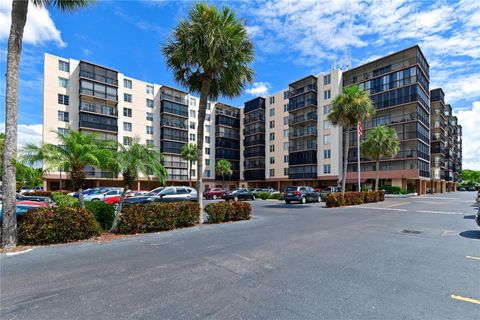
left=361, top=126, right=400, bottom=191
left=181, top=143, right=197, bottom=187
left=162, top=3, right=254, bottom=220
left=16, top=163, right=43, bottom=188
left=328, top=85, right=375, bottom=194
left=461, top=169, right=480, bottom=185
left=3, top=0, right=94, bottom=249
left=21, top=131, right=115, bottom=208
left=216, top=159, right=233, bottom=188
left=110, top=139, right=167, bottom=230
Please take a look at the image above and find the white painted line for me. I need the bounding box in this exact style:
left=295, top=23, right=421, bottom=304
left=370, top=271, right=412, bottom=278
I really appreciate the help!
left=416, top=197, right=459, bottom=200
left=417, top=210, right=467, bottom=215
left=5, top=248, right=33, bottom=256
left=451, top=294, right=480, bottom=305
left=354, top=206, right=408, bottom=212
left=466, top=256, right=480, bottom=260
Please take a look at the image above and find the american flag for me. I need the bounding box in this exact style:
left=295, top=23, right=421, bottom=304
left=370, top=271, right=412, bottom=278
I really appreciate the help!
left=357, top=121, right=363, bottom=138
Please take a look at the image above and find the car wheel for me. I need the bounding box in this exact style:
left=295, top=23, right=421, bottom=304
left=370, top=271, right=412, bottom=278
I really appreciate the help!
left=301, top=197, right=306, bottom=204
left=212, top=195, right=217, bottom=200
left=252, top=195, right=256, bottom=201
left=285, top=200, right=291, bottom=204
left=316, top=196, right=320, bottom=202
left=234, top=196, right=239, bottom=201
left=92, top=198, right=100, bottom=201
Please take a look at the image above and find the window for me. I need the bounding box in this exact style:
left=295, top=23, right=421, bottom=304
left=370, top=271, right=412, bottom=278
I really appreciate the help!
left=146, top=126, right=154, bottom=134
left=205, top=148, right=210, bottom=155
left=205, top=136, right=210, bottom=143
left=269, top=132, right=275, bottom=141
left=207, top=102, right=211, bottom=110
left=284, top=142, right=289, bottom=150
left=206, top=114, right=211, bottom=121
left=146, top=112, right=153, bottom=121
left=269, top=120, right=275, bottom=128
left=123, top=136, right=132, bottom=146
left=284, top=168, right=289, bottom=176
left=283, top=91, right=289, bottom=99
left=146, top=85, right=154, bottom=94
left=58, top=94, right=69, bottom=105
left=269, top=108, right=275, bottom=117
left=269, top=145, right=275, bottom=152
left=58, top=60, right=69, bottom=72
left=205, top=124, right=211, bottom=132
left=323, top=120, right=331, bottom=129
left=323, top=74, right=331, bottom=85
left=124, top=93, right=132, bottom=103
left=58, top=127, right=69, bottom=135
left=189, top=133, right=195, bottom=141
left=323, top=164, right=331, bottom=174
left=190, top=122, right=196, bottom=129
left=323, top=105, right=331, bottom=114
left=204, top=170, right=211, bottom=177
left=190, top=98, right=196, bottom=106
left=190, top=110, right=196, bottom=118
left=57, top=111, right=69, bottom=122
left=269, top=169, right=275, bottom=177
left=270, top=157, right=275, bottom=164
left=205, top=159, right=210, bottom=166
left=324, top=149, right=331, bottom=159
left=123, top=108, right=132, bottom=117
left=58, top=77, right=69, bottom=88
left=146, top=139, right=154, bottom=146
left=284, top=104, right=288, bottom=112
left=146, top=99, right=154, bottom=108
left=283, top=116, right=289, bottom=125
left=283, top=129, right=289, bottom=138
left=124, top=79, right=132, bottom=89
left=284, top=155, right=289, bottom=163
left=323, top=134, right=330, bottom=145
left=269, top=96, right=275, bottom=104
left=123, top=122, right=132, bottom=132
left=191, top=169, right=196, bottom=177
left=324, top=90, right=331, bottom=100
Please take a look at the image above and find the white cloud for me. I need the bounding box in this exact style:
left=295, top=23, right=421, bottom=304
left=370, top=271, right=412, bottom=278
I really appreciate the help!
left=246, top=25, right=262, bottom=38
left=245, top=82, right=271, bottom=96
left=0, top=1, right=65, bottom=47
left=0, top=123, right=42, bottom=149
left=454, top=101, right=480, bottom=170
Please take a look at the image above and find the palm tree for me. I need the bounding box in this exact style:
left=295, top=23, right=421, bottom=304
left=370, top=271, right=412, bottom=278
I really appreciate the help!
left=2, top=0, right=94, bottom=248
left=216, top=159, right=233, bottom=188
left=110, top=139, right=167, bottom=230
left=361, top=126, right=400, bottom=191
left=162, top=3, right=254, bottom=221
left=181, top=143, right=197, bottom=187
left=328, top=85, right=375, bottom=195
left=21, top=130, right=115, bottom=208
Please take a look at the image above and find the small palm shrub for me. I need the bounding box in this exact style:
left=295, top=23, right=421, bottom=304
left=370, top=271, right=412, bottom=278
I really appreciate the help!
left=204, top=201, right=251, bottom=223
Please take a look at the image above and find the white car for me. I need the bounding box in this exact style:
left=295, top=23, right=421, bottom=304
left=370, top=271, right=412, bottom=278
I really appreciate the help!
left=84, top=189, right=123, bottom=201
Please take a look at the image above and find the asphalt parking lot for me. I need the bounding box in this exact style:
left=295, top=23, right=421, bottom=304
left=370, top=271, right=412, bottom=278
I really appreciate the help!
left=1, top=192, right=479, bottom=319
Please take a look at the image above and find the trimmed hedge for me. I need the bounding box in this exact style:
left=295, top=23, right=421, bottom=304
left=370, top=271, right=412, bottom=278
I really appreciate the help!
left=52, top=194, right=79, bottom=208
left=23, top=191, right=52, bottom=197
left=18, top=207, right=101, bottom=245
left=85, top=201, right=115, bottom=230
left=253, top=192, right=270, bottom=200
left=115, top=202, right=200, bottom=234
left=325, top=191, right=385, bottom=207
left=204, top=201, right=251, bottom=223
left=268, top=192, right=283, bottom=200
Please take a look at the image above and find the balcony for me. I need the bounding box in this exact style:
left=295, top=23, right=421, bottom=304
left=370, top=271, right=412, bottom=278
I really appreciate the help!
left=160, top=105, right=188, bottom=118
left=289, top=128, right=317, bottom=139
left=167, top=174, right=189, bottom=181
left=160, top=119, right=187, bottom=129
left=244, top=169, right=265, bottom=181
left=80, top=101, right=117, bottom=117
left=289, top=172, right=317, bottom=180
left=80, top=88, right=118, bottom=102
left=288, top=83, right=317, bottom=99
left=79, top=121, right=118, bottom=132
left=160, top=93, right=188, bottom=105
left=289, top=112, right=317, bottom=125
left=79, top=70, right=118, bottom=86
left=162, top=161, right=188, bottom=168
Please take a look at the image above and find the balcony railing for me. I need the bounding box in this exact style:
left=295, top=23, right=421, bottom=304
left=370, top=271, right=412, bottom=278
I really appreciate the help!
left=289, top=112, right=317, bottom=125
left=160, top=93, right=188, bottom=105
left=162, top=161, right=188, bottom=168
left=160, top=119, right=187, bottom=129
left=79, top=121, right=118, bottom=132
left=288, top=84, right=317, bottom=98
left=167, top=174, right=189, bottom=181
left=80, top=101, right=117, bottom=117
left=80, top=70, right=118, bottom=86
left=80, top=88, right=118, bottom=102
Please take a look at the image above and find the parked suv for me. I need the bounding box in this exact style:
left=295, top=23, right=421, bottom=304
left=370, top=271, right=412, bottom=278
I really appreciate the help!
left=319, top=186, right=342, bottom=201
left=203, top=188, right=227, bottom=200
left=284, top=186, right=319, bottom=204
left=123, top=187, right=197, bottom=206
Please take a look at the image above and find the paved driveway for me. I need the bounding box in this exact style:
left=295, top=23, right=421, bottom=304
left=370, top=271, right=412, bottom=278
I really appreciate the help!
left=1, top=192, right=479, bottom=319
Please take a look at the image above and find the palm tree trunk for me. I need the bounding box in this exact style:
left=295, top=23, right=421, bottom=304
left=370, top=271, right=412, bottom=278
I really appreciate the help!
left=189, top=159, right=192, bottom=187
left=78, top=187, right=85, bottom=208
left=375, top=160, right=380, bottom=191
left=196, top=77, right=212, bottom=223
left=2, top=0, right=29, bottom=248
left=111, top=183, right=129, bottom=231
left=342, top=129, right=349, bottom=195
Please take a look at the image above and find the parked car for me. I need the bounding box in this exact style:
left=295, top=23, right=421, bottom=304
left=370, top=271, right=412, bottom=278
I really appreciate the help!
left=123, top=187, right=197, bottom=206
left=34, top=186, right=44, bottom=191
left=0, top=192, right=53, bottom=204
left=223, top=189, right=255, bottom=201
left=101, top=190, right=149, bottom=205
left=284, top=186, right=319, bottom=204
left=203, top=188, right=227, bottom=200
left=466, top=186, right=476, bottom=191
left=458, top=187, right=466, bottom=191
left=0, top=201, right=47, bottom=220
left=16, top=200, right=50, bottom=207
left=69, top=187, right=117, bottom=198
left=84, top=189, right=124, bottom=201
left=314, top=186, right=324, bottom=192
left=475, top=209, right=480, bottom=228
left=319, top=186, right=342, bottom=201
left=19, top=186, right=34, bottom=194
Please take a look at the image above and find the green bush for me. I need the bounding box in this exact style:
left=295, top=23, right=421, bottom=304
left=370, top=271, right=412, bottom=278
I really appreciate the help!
left=268, top=192, right=283, bottom=200
left=52, top=194, right=79, bottom=208
left=18, top=207, right=101, bottom=245
left=115, top=202, right=200, bottom=234
left=325, top=191, right=385, bottom=207
left=204, top=201, right=252, bottom=223
left=254, top=192, right=270, bottom=200
left=85, top=201, right=115, bottom=230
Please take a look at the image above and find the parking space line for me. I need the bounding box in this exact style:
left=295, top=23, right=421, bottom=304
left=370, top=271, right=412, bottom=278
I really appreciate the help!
left=354, top=206, right=408, bottom=212
left=450, top=295, right=480, bottom=305
left=417, top=210, right=467, bottom=215
left=466, top=256, right=480, bottom=260
left=384, top=201, right=410, bottom=208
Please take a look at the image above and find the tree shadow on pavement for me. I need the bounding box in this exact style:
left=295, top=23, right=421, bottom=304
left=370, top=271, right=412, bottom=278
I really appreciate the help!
left=459, top=230, right=480, bottom=240
left=463, top=215, right=476, bottom=220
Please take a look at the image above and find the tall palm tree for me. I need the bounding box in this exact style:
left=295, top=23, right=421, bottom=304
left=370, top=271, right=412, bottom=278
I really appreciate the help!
left=361, top=126, right=400, bottom=191
left=328, top=85, right=375, bottom=195
left=2, top=0, right=94, bottom=248
left=21, top=130, right=115, bottom=208
left=216, top=159, right=233, bottom=189
left=162, top=3, right=254, bottom=221
left=181, top=143, right=197, bottom=187
left=110, top=139, right=167, bottom=231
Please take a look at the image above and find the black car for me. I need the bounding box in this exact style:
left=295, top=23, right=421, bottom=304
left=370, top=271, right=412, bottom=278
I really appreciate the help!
left=123, top=187, right=197, bottom=206
left=223, top=189, right=255, bottom=201
left=466, top=186, right=476, bottom=191
left=475, top=210, right=480, bottom=228
left=13, top=193, right=52, bottom=204
left=458, top=187, right=466, bottom=191
left=284, top=186, right=319, bottom=204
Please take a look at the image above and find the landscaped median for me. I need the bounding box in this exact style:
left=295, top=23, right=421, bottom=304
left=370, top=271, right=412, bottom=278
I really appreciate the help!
left=325, top=191, right=385, bottom=207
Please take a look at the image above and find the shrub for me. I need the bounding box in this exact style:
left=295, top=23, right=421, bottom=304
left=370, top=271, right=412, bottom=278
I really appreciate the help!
left=115, top=202, right=200, bottom=234
left=378, top=190, right=385, bottom=201
left=204, top=201, right=252, bottom=223
left=254, top=192, right=270, bottom=200
left=325, top=191, right=385, bottom=207
left=23, top=191, right=52, bottom=197
left=85, top=201, right=115, bottom=230
left=268, top=192, right=283, bottom=200
left=18, top=207, right=101, bottom=245
left=53, top=194, right=79, bottom=208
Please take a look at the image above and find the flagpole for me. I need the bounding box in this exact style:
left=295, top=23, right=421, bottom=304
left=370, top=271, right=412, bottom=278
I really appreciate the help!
left=357, top=122, right=361, bottom=192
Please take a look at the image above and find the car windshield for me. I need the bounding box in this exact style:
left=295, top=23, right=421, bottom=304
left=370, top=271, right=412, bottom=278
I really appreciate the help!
left=286, top=187, right=298, bottom=192
left=146, top=188, right=164, bottom=196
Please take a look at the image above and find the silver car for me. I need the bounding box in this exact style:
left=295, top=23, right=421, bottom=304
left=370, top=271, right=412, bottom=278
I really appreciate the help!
left=84, top=189, right=123, bottom=201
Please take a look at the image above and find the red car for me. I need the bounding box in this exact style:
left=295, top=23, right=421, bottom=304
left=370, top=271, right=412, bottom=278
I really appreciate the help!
left=16, top=200, right=50, bottom=207
left=203, top=188, right=227, bottom=200
left=101, top=190, right=149, bottom=205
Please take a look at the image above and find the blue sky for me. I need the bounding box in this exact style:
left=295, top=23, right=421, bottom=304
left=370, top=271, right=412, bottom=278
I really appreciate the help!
left=0, top=0, right=479, bottom=169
